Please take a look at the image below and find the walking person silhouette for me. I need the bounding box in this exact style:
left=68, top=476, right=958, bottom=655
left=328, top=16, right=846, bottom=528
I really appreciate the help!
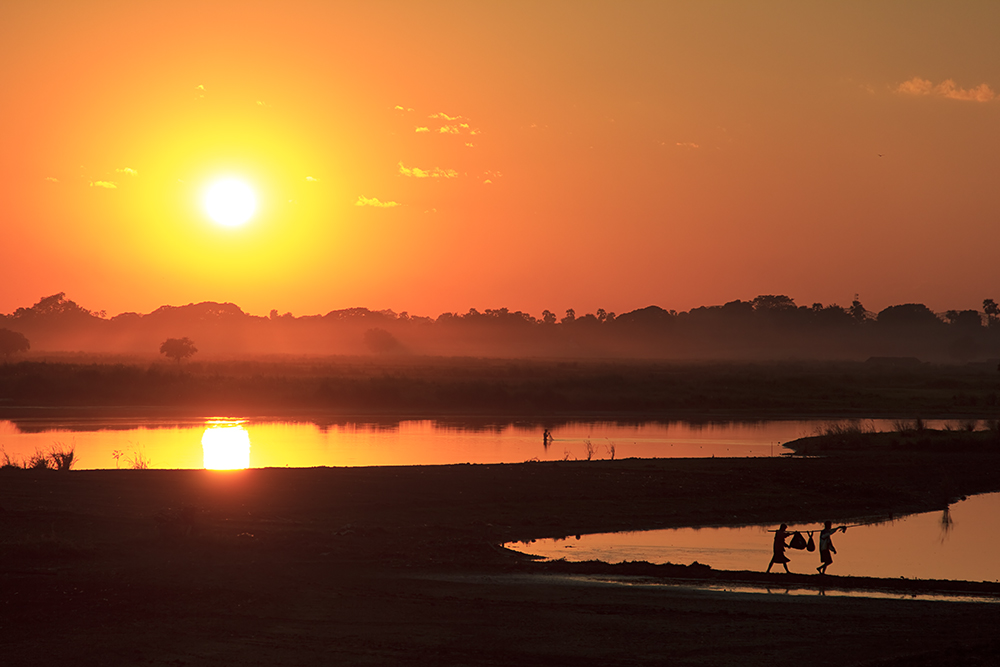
left=817, top=521, right=847, bottom=574
left=766, top=524, right=792, bottom=573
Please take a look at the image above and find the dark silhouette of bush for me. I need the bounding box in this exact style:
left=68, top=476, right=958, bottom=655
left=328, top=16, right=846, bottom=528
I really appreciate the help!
left=160, top=337, right=197, bottom=363
left=0, top=328, right=30, bottom=360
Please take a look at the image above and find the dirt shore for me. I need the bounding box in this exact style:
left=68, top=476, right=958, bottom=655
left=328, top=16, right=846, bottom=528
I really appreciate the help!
left=3, top=452, right=1000, bottom=666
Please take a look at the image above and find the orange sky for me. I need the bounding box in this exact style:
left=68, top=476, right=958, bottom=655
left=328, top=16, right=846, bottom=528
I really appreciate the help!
left=2, top=1, right=998, bottom=319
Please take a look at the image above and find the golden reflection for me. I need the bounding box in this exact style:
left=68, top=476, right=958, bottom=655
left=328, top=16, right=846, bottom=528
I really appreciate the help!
left=201, top=420, right=251, bottom=469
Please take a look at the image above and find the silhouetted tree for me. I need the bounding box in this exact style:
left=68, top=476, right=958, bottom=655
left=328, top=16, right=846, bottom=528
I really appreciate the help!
left=12, top=292, right=107, bottom=321
left=541, top=310, right=557, bottom=325
left=945, top=310, right=982, bottom=329
left=850, top=295, right=869, bottom=323
left=984, top=299, right=999, bottom=328
left=751, top=295, right=796, bottom=312
left=160, top=337, right=197, bottom=364
left=0, top=328, right=30, bottom=361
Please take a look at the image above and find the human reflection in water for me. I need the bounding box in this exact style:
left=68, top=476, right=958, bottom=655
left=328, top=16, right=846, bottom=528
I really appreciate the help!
left=817, top=520, right=847, bottom=574
left=766, top=523, right=792, bottom=573
left=542, top=429, right=552, bottom=447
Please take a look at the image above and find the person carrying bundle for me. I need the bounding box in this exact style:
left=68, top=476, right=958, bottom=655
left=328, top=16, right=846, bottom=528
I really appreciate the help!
left=817, top=520, right=847, bottom=574
left=766, top=524, right=793, bottom=573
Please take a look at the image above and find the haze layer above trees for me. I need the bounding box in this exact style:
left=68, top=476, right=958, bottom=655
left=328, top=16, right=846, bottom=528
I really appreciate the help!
left=3, top=293, right=999, bottom=362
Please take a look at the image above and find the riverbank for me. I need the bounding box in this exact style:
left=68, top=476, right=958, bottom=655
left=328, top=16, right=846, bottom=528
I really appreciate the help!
left=3, top=449, right=1000, bottom=665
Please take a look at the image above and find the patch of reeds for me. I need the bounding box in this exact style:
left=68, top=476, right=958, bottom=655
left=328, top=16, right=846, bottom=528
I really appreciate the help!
left=0, top=444, right=76, bottom=471
left=112, top=446, right=150, bottom=469
left=816, top=419, right=875, bottom=437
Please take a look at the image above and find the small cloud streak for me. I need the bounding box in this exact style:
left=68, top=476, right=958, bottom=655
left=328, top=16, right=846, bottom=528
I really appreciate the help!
left=398, top=161, right=458, bottom=179
left=116, top=167, right=137, bottom=176
left=676, top=142, right=700, bottom=149
left=430, top=111, right=462, bottom=121
left=90, top=180, right=117, bottom=189
left=305, top=176, right=319, bottom=182
left=896, top=77, right=995, bottom=102
left=356, top=195, right=400, bottom=208
left=44, top=176, right=59, bottom=183
left=415, top=126, right=430, bottom=133
left=437, top=122, right=478, bottom=136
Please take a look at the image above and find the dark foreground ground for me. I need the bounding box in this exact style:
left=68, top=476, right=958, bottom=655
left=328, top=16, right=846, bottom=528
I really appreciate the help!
left=3, top=447, right=1000, bottom=666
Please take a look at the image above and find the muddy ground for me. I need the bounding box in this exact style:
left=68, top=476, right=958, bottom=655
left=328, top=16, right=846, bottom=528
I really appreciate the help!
left=3, top=450, right=1000, bottom=666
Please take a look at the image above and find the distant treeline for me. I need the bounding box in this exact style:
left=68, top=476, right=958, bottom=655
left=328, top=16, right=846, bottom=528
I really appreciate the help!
left=2, top=292, right=1000, bottom=361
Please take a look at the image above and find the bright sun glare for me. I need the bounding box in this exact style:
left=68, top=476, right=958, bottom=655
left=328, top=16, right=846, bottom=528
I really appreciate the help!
left=204, top=178, right=256, bottom=227
left=201, top=421, right=251, bottom=469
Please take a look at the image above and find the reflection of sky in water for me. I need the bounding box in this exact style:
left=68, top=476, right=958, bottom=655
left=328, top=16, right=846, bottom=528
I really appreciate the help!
left=508, top=492, right=1000, bottom=583
left=1, top=417, right=958, bottom=470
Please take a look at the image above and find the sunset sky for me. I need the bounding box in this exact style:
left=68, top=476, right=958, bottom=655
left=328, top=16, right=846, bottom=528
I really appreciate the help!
left=3, top=1, right=998, bottom=319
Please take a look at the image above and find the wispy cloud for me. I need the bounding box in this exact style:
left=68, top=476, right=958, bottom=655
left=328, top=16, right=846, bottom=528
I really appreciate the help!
left=355, top=195, right=401, bottom=208
left=398, top=161, right=458, bottom=179
left=896, top=77, right=996, bottom=102
left=44, top=176, right=59, bottom=183
left=415, top=127, right=430, bottom=133
left=195, top=84, right=206, bottom=99
left=90, top=180, right=117, bottom=189
left=676, top=142, right=700, bottom=149
left=116, top=167, right=137, bottom=176
left=430, top=111, right=463, bottom=121
left=394, top=105, right=414, bottom=112
left=305, top=176, right=319, bottom=182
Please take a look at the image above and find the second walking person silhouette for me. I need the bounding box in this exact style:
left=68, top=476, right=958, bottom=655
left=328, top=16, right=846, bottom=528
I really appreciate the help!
left=817, top=521, right=847, bottom=574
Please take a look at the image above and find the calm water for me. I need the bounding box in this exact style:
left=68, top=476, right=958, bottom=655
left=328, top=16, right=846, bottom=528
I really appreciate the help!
left=0, top=417, right=959, bottom=470
left=506, top=492, right=1000, bottom=583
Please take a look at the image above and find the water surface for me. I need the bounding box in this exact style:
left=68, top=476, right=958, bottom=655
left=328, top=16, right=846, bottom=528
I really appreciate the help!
left=0, top=417, right=960, bottom=469
left=507, top=492, right=1000, bottom=583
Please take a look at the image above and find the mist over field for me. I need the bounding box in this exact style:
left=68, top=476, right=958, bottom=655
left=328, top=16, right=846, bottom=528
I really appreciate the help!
left=2, top=293, right=999, bottom=363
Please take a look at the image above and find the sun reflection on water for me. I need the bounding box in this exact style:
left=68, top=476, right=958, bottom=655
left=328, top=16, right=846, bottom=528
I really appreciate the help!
left=201, top=420, right=251, bottom=469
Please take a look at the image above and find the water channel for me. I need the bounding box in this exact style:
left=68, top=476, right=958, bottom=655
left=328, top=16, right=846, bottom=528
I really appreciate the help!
left=505, top=492, right=1000, bottom=584
left=0, top=417, right=960, bottom=470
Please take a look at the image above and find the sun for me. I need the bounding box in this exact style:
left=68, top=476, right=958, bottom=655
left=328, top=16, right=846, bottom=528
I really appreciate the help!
left=204, top=178, right=257, bottom=227
left=201, top=420, right=251, bottom=469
